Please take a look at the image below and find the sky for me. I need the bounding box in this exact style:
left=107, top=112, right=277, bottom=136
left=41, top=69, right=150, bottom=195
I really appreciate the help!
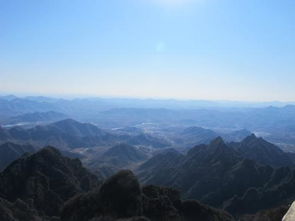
left=0, top=0, right=294, bottom=101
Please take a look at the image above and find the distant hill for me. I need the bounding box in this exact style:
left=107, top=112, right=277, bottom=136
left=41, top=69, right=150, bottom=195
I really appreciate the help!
left=222, top=129, right=252, bottom=142
left=168, top=126, right=252, bottom=148
left=0, top=119, right=173, bottom=150
left=0, top=97, right=58, bottom=118
left=87, top=143, right=149, bottom=178
left=102, top=143, right=148, bottom=166
left=177, top=126, right=219, bottom=146
left=0, top=119, right=119, bottom=149
left=2, top=111, right=67, bottom=125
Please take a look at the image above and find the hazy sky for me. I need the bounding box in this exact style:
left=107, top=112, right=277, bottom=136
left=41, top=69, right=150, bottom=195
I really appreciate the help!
left=0, top=0, right=294, bottom=101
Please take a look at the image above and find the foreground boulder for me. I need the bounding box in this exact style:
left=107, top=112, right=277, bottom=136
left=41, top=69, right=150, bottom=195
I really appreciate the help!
left=61, top=170, right=233, bottom=221
left=283, top=201, right=295, bottom=221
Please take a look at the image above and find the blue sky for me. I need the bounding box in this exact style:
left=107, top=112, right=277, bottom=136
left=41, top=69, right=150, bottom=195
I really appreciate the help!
left=0, top=0, right=294, bottom=101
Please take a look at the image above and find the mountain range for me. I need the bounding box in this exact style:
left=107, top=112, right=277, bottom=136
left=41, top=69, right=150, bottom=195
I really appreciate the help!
left=0, top=146, right=234, bottom=221
left=2, top=95, right=295, bottom=147
left=2, top=111, right=67, bottom=126
left=0, top=133, right=293, bottom=220
left=137, top=135, right=295, bottom=215
left=0, top=119, right=169, bottom=150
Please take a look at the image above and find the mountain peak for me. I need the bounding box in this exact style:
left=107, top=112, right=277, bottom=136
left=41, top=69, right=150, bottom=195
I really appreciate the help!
left=243, top=134, right=258, bottom=143
left=237, top=133, right=293, bottom=167
left=36, top=146, right=62, bottom=157
left=210, top=136, right=226, bottom=147
left=53, top=118, right=80, bottom=126
left=0, top=146, right=100, bottom=216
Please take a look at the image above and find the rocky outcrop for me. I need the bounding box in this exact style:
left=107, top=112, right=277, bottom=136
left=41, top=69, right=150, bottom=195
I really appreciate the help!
left=283, top=202, right=295, bottom=221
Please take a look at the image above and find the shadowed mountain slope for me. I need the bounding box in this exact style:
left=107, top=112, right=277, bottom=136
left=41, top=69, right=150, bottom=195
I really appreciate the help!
left=61, top=170, right=233, bottom=221
left=0, top=142, right=36, bottom=171
left=138, top=136, right=295, bottom=215
left=230, top=134, right=293, bottom=167
left=0, top=146, right=100, bottom=217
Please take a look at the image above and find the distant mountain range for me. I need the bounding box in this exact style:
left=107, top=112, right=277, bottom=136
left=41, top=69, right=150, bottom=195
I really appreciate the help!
left=0, top=119, right=171, bottom=150
left=0, top=131, right=293, bottom=220
left=1, top=95, right=295, bottom=147
left=0, top=94, right=295, bottom=220
left=2, top=111, right=68, bottom=126
left=0, top=119, right=115, bottom=149
left=173, top=126, right=252, bottom=147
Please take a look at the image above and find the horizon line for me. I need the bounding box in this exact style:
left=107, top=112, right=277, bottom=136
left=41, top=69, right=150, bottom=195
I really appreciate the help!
left=1, top=92, right=295, bottom=104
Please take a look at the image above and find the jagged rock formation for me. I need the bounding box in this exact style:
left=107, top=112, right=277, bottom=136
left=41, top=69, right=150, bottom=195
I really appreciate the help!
left=0, top=147, right=100, bottom=217
left=61, top=170, right=233, bottom=221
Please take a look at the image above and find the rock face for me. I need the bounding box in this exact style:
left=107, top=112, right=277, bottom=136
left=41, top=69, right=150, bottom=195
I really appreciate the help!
left=61, top=170, right=233, bottom=221
left=0, top=146, right=100, bottom=217
left=283, top=202, right=295, bottom=221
